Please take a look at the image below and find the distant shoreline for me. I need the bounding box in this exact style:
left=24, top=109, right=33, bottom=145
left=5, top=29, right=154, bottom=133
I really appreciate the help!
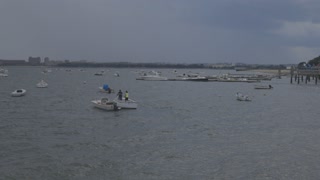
left=245, top=69, right=291, bottom=75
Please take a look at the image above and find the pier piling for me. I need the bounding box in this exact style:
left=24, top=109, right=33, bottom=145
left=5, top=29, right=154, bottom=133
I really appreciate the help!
left=292, top=67, right=320, bottom=85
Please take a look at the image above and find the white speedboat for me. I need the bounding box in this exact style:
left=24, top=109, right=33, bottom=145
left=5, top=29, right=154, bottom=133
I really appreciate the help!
left=0, top=68, right=8, bottom=74
left=136, top=71, right=167, bottom=81
left=11, top=89, right=27, bottom=97
left=42, top=69, right=52, bottom=73
left=114, top=72, right=120, bottom=77
left=113, top=98, right=138, bottom=109
left=0, top=73, right=8, bottom=77
left=36, top=80, right=48, bottom=88
left=92, top=98, right=121, bottom=111
left=0, top=68, right=8, bottom=77
left=184, top=76, right=208, bottom=81
left=236, top=92, right=251, bottom=101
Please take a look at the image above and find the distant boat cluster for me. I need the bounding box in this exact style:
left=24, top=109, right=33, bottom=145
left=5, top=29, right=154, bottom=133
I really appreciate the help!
left=0, top=67, right=9, bottom=77
left=135, top=70, right=276, bottom=83
left=4, top=67, right=277, bottom=104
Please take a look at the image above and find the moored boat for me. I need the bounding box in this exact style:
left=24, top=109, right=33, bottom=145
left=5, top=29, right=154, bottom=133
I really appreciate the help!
left=0, top=68, right=8, bottom=77
left=236, top=92, right=251, bottom=101
left=99, top=84, right=114, bottom=93
left=136, top=71, right=167, bottom=81
left=11, top=89, right=27, bottom=97
left=94, top=70, right=105, bottom=76
left=36, top=80, right=48, bottom=88
left=92, top=98, right=121, bottom=111
left=254, top=85, right=273, bottom=89
left=113, top=98, right=138, bottom=109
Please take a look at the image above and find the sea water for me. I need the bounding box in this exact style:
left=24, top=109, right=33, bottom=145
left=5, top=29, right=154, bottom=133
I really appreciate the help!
left=1, top=67, right=320, bottom=179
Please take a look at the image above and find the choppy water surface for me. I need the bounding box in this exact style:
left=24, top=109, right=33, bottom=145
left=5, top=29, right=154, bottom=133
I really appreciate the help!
left=1, top=67, right=320, bottom=179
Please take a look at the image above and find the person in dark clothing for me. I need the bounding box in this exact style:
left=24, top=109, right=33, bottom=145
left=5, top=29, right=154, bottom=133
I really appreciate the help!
left=117, top=90, right=123, bottom=100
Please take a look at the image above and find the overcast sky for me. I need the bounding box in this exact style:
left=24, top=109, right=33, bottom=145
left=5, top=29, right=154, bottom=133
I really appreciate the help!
left=1, top=0, right=320, bottom=64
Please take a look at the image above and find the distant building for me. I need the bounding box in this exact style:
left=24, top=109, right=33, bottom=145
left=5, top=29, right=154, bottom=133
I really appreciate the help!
left=44, top=57, right=50, bottom=65
left=28, top=57, right=41, bottom=65
left=0, top=59, right=26, bottom=66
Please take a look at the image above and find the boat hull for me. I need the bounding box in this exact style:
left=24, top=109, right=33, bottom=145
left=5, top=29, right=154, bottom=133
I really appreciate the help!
left=11, top=89, right=27, bottom=97
left=236, top=93, right=251, bottom=101
left=254, top=85, right=273, bottom=89
left=113, top=99, right=138, bottom=109
left=92, top=100, right=121, bottom=111
left=136, top=77, right=168, bottom=81
left=37, top=83, right=48, bottom=88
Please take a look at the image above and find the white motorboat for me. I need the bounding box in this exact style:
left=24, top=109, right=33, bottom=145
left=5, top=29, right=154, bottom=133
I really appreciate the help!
left=114, top=72, right=120, bottom=77
left=92, top=98, right=121, bottom=111
left=236, top=92, right=251, bottom=101
left=136, top=71, right=167, bottom=81
left=42, top=69, right=52, bottom=73
left=184, top=76, right=208, bottom=81
left=0, top=73, right=8, bottom=77
left=113, top=98, right=138, bottom=109
left=254, top=85, right=273, bottom=89
left=0, top=68, right=8, bottom=74
left=11, top=89, right=27, bottom=97
left=0, top=68, right=8, bottom=77
left=36, top=80, right=48, bottom=88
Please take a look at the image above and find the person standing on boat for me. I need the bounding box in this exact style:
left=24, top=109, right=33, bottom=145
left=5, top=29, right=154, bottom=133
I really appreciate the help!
left=125, top=91, right=129, bottom=101
left=117, top=90, right=123, bottom=100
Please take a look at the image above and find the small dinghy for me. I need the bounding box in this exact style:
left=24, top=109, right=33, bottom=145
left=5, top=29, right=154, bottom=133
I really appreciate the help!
left=99, top=84, right=114, bottom=93
left=254, top=85, right=273, bottom=89
left=11, top=89, right=27, bottom=97
left=236, top=92, right=251, bottom=101
left=92, top=98, right=121, bottom=111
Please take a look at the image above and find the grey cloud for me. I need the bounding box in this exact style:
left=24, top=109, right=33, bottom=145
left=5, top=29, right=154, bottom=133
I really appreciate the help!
left=0, top=0, right=320, bottom=63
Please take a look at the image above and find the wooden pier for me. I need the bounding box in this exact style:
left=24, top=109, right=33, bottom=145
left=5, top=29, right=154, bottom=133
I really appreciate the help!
left=290, top=67, right=320, bottom=84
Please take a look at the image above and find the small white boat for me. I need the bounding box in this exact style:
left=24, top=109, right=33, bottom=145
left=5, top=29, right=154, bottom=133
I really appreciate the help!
left=136, top=71, right=168, bottom=81
left=36, top=80, right=48, bottom=88
left=42, top=69, right=52, bottom=73
left=114, top=72, right=120, bottom=77
left=0, top=73, right=8, bottom=77
left=0, top=68, right=8, bottom=74
left=184, top=76, right=208, bottom=81
left=113, top=98, right=138, bottom=109
left=92, top=98, right=121, bottom=111
left=254, top=85, right=273, bottom=89
left=94, top=70, right=105, bottom=76
left=236, top=92, right=251, bottom=101
left=11, top=89, right=27, bottom=97
left=0, top=68, right=8, bottom=77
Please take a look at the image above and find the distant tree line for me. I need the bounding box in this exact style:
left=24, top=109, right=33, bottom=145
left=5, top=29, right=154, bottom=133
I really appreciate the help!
left=298, top=55, right=320, bottom=68
left=56, top=62, right=288, bottom=69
